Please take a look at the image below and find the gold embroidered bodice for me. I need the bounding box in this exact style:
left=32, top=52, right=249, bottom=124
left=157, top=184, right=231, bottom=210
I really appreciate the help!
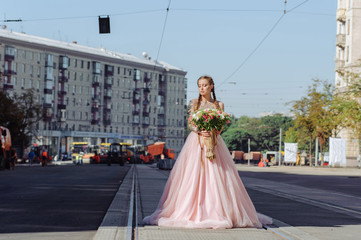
left=187, top=99, right=223, bottom=132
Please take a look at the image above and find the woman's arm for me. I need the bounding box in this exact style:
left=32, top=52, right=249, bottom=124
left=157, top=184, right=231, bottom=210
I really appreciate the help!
left=187, top=99, right=199, bottom=133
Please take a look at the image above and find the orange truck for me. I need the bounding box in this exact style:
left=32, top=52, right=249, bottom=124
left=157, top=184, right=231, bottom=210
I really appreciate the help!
left=140, top=142, right=175, bottom=163
left=0, top=126, right=12, bottom=170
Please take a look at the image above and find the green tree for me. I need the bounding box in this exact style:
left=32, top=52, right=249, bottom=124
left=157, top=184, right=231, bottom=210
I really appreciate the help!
left=0, top=90, right=42, bottom=152
left=290, top=79, right=352, bottom=164
left=222, top=115, right=293, bottom=151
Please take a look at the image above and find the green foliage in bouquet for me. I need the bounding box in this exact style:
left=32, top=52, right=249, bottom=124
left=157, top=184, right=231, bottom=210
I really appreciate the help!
left=188, top=109, right=231, bottom=132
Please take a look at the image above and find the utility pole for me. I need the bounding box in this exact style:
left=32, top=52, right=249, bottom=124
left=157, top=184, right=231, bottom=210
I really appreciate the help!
left=279, top=128, right=282, bottom=166
left=315, top=137, right=319, bottom=167
left=248, top=138, right=250, bottom=166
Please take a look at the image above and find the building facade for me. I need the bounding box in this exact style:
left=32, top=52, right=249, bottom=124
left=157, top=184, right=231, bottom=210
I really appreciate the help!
left=335, top=0, right=361, bottom=165
left=0, top=30, right=187, bottom=157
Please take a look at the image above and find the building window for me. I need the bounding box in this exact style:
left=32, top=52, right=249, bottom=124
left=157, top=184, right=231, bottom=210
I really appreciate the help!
left=22, top=50, right=26, bottom=59
left=38, top=53, right=41, bottom=62
left=74, top=59, right=77, bottom=68
left=29, top=51, right=33, bottom=60
left=37, top=67, right=41, bottom=77
left=22, top=64, right=25, bottom=73
left=347, top=19, right=350, bottom=35
left=80, top=73, right=83, bottom=81
left=29, top=66, right=33, bottom=75
left=29, top=79, right=33, bottom=88
left=21, top=78, right=25, bottom=88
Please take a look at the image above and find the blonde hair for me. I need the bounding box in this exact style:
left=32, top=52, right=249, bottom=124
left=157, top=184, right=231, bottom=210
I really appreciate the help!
left=194, top=75, right=220, bottom=111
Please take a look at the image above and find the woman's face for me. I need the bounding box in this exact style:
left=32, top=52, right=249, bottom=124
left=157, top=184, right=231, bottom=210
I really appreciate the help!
left=198, top=78, right=213, bottom=96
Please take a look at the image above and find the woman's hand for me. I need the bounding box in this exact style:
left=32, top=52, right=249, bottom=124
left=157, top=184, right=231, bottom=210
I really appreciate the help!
left=200, top=131, right=211, bottom=137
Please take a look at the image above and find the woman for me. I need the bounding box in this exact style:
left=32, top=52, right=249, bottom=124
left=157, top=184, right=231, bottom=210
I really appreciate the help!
left=143, top=75, right=271, bottom=229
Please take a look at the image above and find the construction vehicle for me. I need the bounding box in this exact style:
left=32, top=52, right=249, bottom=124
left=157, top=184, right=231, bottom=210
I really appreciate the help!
left=139, top=142, right=175, bottom=164
left=70, top=142, right=89, bottom=164
left=106, top=143, right=126, bottom=166
left=0, top=126, right=11, bottom=170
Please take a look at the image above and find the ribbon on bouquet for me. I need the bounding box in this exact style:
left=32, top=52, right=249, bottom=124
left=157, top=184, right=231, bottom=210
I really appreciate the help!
left=197, top=129, right=218, bottom=166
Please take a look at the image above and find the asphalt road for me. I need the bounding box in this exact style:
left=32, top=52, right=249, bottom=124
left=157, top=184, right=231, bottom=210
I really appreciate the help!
left=0, top=164, right=130, bottom=234
left=237, top=167, right=361, bottom=240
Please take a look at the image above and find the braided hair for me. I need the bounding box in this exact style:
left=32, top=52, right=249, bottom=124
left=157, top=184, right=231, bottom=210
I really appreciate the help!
left=194, top=75, right=220, bottom=111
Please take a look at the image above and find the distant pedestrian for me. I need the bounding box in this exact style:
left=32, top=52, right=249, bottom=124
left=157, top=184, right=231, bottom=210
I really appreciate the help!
left=28, top=150, right=35, bottom=166
left=10, top=147, right=17, bottom=170
left=93, top=151, right=100, bottom=164
left=42, top=148, right=48, bottom=167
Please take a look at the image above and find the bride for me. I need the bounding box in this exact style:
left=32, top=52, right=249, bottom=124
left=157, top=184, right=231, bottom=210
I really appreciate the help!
left=143, top=75, right=271, bottom=229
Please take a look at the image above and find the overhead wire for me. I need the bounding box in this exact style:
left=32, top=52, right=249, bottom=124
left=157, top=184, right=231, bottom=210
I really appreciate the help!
left=217, top=0, right=312, bottom=89
left=155, top=0, right=172, bottom=63
left=0, top=9, right=165, bottom=22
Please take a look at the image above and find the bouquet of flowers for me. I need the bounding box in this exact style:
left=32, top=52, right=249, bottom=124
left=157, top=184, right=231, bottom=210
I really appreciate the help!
left=188, top=109, right=231, bottom=161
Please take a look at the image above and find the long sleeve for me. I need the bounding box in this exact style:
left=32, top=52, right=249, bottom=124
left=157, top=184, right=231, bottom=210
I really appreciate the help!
left=187, top=100, right=198, bottom=132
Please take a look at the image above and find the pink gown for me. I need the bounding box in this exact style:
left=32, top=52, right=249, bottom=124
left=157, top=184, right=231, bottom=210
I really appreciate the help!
left=143, top=102, right=271, bottom=229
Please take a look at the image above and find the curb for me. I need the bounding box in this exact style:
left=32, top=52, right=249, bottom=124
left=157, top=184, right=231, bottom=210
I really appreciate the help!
left=93, top=165, right=134, bottom=240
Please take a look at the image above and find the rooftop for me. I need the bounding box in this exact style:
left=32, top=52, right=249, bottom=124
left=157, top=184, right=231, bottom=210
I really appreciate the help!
left=0, top=29, right=185, bottom=73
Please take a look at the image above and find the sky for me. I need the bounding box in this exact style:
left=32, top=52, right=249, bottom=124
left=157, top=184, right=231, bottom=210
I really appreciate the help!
left=1, top=0, right=337, bottom=117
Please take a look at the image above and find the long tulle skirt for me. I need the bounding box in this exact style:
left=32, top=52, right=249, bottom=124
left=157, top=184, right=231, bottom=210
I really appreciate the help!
left=143, top=132, right=271, bottom=229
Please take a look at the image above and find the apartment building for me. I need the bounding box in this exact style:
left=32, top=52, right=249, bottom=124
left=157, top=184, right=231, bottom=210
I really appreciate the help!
left=335, top=0, right=361, bottom=166
left=0, top=29, right=187, bottom=157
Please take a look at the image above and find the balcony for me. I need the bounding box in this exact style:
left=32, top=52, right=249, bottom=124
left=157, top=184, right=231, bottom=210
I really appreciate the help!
left=43, top=103, right=52, bottom=108
left=91, top=106, right=99, bottom=112
left=336, top=34, right=346, bottom=48
left=142, top=112, right=149, bottom=117
left=144, top=76, right=151, bottom=83
left=58, top=90, right=67, bottom=95
left=91, top=119, right=99, bottom=125
left=44, top=89, right=53, bottom=94
left=335, top=59, right=345, bottom=72
left=103, top=119, right=111, bottom=125
left=143, top=87, right=150, bottom=93
left=103, top=91, right=112, bottom=100
left=104, top=65, right=114, bottom=76
left=158, top=90, right=166, bottom=96
left=57, top=104, right=66, bottom=110
left=133, top=87, right=140, bottom=93
left=59, top=75, right=68, bottom=82
left=336, top=8, right=346, bottom=22
left=133, top=98, right=140, bottom=104
left=3, top=69, right=15, bottom=75
left=43, top=116, right=52, bottom=122
left=3, top=83, right=14, bottom=90
left=132, top=110, right=140, bottom=115
left=104, top=82, right=112, bottom=89
left=4, top=54, right=15, bottom=61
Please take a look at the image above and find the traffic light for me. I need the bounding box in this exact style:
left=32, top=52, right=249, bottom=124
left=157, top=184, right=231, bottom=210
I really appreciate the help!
left=98, top=16, right=110, bottom=34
